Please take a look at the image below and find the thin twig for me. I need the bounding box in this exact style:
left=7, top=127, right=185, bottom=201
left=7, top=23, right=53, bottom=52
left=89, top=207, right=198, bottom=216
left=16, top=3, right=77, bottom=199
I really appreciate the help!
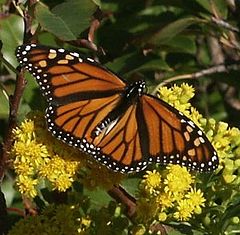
left=69, top=8, right=105, bottom=57
left=88, top=18, right=100, bottom=43
left=211, top=16, right=239, bottom=33
left=108, top=185, right=136, bottom=219
left=68, top=10, right=102, bottom=53
left=7, top=207, right=25, bottom=217
left=153, top=63, right=240, bottom=93
left=0, top=0, right=36, bottom=182
left=208, top=32, right=240, bottom=115
left=224, top=87, right=240, bottom=111
left=0, top=70, right=26, bottom=180
left=0, top=0, right=36, bottom=229
left=23, top=197, right=38, bottom=216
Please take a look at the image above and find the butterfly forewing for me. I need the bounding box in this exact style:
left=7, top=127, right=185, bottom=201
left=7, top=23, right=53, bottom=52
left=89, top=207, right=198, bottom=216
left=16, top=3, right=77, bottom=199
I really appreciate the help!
left=15, top=44, right=126, bottom=104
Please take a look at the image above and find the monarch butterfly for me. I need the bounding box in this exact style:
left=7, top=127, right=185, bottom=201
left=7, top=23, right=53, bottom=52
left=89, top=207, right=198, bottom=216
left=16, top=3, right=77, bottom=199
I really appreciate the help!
left=15, top=44, right=219, bottom=173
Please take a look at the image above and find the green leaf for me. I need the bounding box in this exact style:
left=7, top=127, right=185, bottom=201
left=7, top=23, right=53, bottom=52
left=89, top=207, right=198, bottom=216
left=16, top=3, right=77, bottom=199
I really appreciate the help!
left=106, top=52, right=171, bottom=77
left=0, top=14, right=24, bottom=70
left=35, top=3, right=76, bottom=41
left=0, top=0, right=7, bottom=5
left=167, top=223, right=204, bottom=235
left=35, top=0, right=98, bottom=41
left=84, top=188, right=112, bottom=209
left=0, top=87, right=9, bottom=118
left=195, top=0, right=212, bottom=14
left=1, top=176, right=15, bottom=207
left=91, top=0, right=101, bottom=7
left=22, top=73, right=46, bottom=110
left=196, top=0, right=228, bottom=18
left=163, top=35, right=197, bottom=55
left=148, top=17, right=202, bottom=45
left=212, top=0, right=228, bottom=18
left=121, top=178, right=140, bottom=196
left=128, top=58, right=171, bottom=75
left=51, top=0, right=98, bottom=35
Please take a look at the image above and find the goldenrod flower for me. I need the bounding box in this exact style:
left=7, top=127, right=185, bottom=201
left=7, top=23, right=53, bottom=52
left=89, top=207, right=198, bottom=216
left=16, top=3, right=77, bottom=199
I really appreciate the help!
left=10, top=113, right=84, bottom=197
left=136, top=83, right=240, bottom=229
left=156, top=192, right=174, bottom=210
left=13, top=161, right=34, bottom=176
left=16, top=175, right=38, bottom=198
left=81, top=216, right=92, bottom=227
left=174, top=199, right=194, bottom=221
left=13, top=119, right=35, bottom=142
left=77, top=216, right=92, bottom=233
left=164, top=165, right=194, bottom=195
left=157, top=83, right=194, bottom=114
left=140, top=170, right=162, bottom=195
left=189, top=107, right=203, bottom=128
left=131, top=224, right=146, bottom=235
left=158, top=212, right=167, bottom=222
left=137, top=165, right=206, bottom=223
left=231, top=217, right=240, bottom=224
left=12, top=139, right=48, bottom=166
left=186, top=188, right=206, bottom=214
left=223, top=173, right=236, bottom=184
left=38, top=155, right=79, bottom=191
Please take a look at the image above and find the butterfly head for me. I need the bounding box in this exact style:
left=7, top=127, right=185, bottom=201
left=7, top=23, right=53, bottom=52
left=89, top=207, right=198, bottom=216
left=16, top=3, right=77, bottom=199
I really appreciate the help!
left=125, top=80, right=146, bottom=99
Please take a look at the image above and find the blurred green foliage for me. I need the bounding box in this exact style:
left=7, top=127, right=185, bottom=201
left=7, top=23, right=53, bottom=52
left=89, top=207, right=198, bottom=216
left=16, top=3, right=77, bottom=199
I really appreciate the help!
left=1, top=0, right=240, bottom=234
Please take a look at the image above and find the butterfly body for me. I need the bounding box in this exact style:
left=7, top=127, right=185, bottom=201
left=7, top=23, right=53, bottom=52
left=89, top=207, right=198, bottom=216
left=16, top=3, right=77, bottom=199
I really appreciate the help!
left=16, top=44, right=219, bottom=173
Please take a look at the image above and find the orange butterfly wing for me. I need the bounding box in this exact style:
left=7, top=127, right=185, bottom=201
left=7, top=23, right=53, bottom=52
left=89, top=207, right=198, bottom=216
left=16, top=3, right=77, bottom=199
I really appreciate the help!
left=95, top=103, right=143, bottom=172
left=16, top=44, right=219, bottom=173
left=139, top=95, right=218, bottom=172
left=47, top=94, right=122, bottom=143
left=16, top=44, right=126, bottom=104
left=77, top=94, right=218, bottom=173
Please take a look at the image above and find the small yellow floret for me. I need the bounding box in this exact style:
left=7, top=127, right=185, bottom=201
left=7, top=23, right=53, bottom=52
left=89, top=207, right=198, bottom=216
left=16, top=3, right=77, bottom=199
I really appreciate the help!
left=164, top=165, right=194, bottom=194
left=141, top=170, right=162, bottom=195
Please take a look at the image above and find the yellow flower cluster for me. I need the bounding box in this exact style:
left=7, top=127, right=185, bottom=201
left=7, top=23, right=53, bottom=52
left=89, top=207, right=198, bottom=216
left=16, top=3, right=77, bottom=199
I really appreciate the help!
left=8, top=204, right=92, bottom=235
left=158, top=83, right=195, bottom=114
left=205, top=119, right=240, bottom=184
left=157, top=83, right=203, bottom=127
left=10, top=112, right=123, bottom=198
left=10, top=113, right=85, bottom=198
left=137, top=165, right=206, bottom=222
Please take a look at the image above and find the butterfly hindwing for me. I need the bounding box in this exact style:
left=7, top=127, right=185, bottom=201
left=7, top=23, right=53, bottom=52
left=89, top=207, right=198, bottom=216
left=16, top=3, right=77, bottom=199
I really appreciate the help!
left=139, top=95, right=218, bottom=172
